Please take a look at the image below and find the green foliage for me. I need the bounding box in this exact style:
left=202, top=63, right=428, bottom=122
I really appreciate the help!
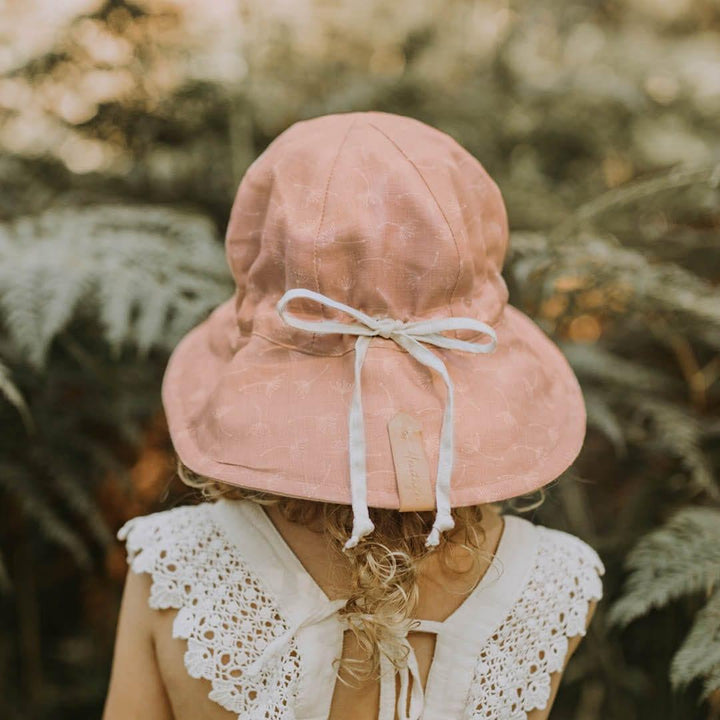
left=512, top=221, right=720, bottom=352
left=510, top=167, right=720, bottom=716
left=0, top=357, right=32, bottom=431
left=0, top=205, right=233, bottom=368
left=563, top=343, right=680, bottom=396
left=0, top=460, right=93, bottom=569
left=609, top=508, right=720, bottom=697
left=0, top=203, right=232, bottom=586
left=672, top=591, right=720, bottom=699
left=609, top=508, right=720, bottom=626
left=633, top=398, right=716, bottom=499
left=0, top=0, right=719, bottom=718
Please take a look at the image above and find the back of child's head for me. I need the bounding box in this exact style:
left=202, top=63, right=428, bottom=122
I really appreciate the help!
left=161, top=110, right=584, bottom=679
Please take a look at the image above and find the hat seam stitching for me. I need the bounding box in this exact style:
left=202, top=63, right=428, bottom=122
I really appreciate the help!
left=367, top=120, right=463, bottom=318
left=311, top=116, right=358, bottom=354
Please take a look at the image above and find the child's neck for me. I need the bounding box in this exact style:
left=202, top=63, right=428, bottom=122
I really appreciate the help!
left=263, top=503, right=506, bottom=619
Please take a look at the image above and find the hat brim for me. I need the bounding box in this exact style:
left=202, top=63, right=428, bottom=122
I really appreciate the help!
left=162, top=298, right=586, bottom=508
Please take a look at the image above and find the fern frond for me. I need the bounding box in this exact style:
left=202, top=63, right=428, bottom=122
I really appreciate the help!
left=633, top=397, right=717, bottom=498
left=702, top=665, right=720, bottom=700
left=562, top=343, right=680, bottom=395
left=608, top=507, right=720, bottom=628
left=509, top=231, right=720, bottom=349
left=0, top=462, right=92, bottom=568
left=552, top=164, right=720, bottom=239
left=38, top=252, right=96, bottom=360
left=670, top=589, right=720, bottom=696
left=0, top=357, right=33, bottom=432
left=0, top=205, right=233, bottom=367
left=49, top=468, right=114, bottom=549
left=135, top=282, right=176, bottom=355
left=0, top=256, right=49, bottom=367
left=96, top=265, right=140, bottom=354
left=583, top=389, right=626, bottom=456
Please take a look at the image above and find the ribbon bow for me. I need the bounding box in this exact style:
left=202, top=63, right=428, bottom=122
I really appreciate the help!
left=245, top=599, right=443, bottom=720
left=276, top=288, right=498, bottom=550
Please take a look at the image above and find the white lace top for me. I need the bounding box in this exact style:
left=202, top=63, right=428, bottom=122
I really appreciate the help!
left=118, top=499, right=604, bottom=720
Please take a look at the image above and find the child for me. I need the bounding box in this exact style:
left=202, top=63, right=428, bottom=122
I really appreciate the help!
left=103, top=111, right=603, bottom=720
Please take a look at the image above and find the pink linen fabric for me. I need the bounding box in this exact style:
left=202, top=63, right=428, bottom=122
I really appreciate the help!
left=161, top=110, right=586, bottom=509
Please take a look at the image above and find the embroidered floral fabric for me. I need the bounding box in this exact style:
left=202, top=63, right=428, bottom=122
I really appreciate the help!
left=118, top=502, right=603, bottom=720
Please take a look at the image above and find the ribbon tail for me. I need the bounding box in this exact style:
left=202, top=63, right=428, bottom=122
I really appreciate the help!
left=245, top=599, right=346, bottom=678
left=378, top=653, right=397, bottom=720
left=397, top=664, right=410, bottom=720
left=392, top=335, right=456, bottom=548
left=425, top=364, right=456, bottom=547
left=395, top=641, right=425, bottom=720
left=406, top=645, right=426, bottom=720
left=245, top=629, right=292, bottom=677
left=344, top=335, right=375, bottom=551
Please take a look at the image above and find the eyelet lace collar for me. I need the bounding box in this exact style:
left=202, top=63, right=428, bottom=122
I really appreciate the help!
left=210, top=499, right=537, bottom=720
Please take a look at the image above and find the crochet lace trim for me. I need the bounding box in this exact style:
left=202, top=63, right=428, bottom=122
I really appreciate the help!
left=464, top=527, right=604, bottom=719
left=119, top=506, right=604, bottom=720
left=118, top=505, right=301, bottom=719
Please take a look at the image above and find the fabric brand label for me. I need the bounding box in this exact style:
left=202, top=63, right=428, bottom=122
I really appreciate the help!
left=387, top=412, right=435, bottom=511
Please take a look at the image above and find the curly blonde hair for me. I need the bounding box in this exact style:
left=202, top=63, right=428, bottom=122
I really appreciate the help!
left=176, top=459, right=544, bottom=685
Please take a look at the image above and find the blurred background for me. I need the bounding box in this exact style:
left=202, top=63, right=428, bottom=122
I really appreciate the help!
left=0, top=0, right=719, bottom=718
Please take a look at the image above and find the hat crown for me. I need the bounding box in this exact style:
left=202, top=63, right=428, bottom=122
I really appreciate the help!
left=162, top=112, right=586, bottom=512
left=224, top=111, right=509, bottom=354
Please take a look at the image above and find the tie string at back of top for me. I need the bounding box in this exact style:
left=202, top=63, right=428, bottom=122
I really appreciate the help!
left=275, top=287, right=498, bottom=551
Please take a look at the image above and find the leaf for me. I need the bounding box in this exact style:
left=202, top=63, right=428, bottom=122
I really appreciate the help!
left=608, top=507, right=720, bottom=628
left=135, top=282, right=176, bottom=356
left=0, top=205, right=233, bottom=367
left=563, top=343, right=680, bottom=396
left=702, top=666, right=720, bottom=701
left=583, top=389, right=626, bottom=456
left=670, top=590, right=720, bottom=695
left=0, top=357, right=33, bottom=432
left=634, top=397, right=717, bottom=499
left=26, top=446, right=114, bottom=549
left=0, top=257, right=48, bottom=367
left=0, top=462, right=92, bottom=569
left=509, top=231, right=720, bottom=350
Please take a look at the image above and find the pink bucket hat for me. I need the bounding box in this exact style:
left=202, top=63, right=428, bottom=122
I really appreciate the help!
left=161, top=111, right=586, bottom=549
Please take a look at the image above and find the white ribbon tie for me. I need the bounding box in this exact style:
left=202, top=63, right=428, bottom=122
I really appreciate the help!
left=276, top=288, right=498, bottom=550
left=245, top=600, right=444, bottom=720
left=245, top=598, right=348, bottom=678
